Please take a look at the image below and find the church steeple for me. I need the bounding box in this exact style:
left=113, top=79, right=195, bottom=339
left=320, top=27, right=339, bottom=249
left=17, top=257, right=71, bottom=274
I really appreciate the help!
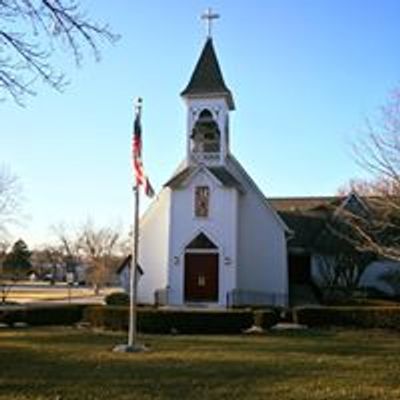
left=181, top=38, right=234, bottom=110
left=182, top=22, right=234, bottom=167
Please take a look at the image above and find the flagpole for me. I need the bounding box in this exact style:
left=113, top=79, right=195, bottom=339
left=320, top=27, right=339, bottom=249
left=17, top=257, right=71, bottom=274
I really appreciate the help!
left=128, top=181, right=140, bottom=347
left=114, top=97, right=147, bottom=353
left=128, top=97, right=143, bottom=350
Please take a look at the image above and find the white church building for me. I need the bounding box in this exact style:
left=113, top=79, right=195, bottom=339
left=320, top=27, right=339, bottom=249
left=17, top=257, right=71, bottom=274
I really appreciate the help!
left=135, top=37, right=290, bottom=307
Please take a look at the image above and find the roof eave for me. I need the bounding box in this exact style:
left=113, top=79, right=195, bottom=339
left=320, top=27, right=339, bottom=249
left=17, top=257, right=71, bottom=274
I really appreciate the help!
left=180, top=91, right=235, bottom=110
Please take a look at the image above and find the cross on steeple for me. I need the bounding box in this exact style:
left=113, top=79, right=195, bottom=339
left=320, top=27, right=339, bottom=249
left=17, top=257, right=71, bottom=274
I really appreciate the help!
left=201, top=7, right=220, bottom=38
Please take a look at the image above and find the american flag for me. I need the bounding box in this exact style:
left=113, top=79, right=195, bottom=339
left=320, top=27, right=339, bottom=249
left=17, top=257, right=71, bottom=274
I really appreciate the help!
left=132, top=100, right=155, bottom=198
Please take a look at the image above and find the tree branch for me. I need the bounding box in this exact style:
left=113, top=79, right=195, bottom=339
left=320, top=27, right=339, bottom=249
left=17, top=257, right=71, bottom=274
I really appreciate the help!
left=0, top=0, right=119, bottom=104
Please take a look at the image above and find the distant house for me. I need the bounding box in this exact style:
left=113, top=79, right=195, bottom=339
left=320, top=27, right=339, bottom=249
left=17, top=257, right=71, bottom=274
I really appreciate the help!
left=33, top=261, right=88, bottom=285
left=28, top=271, right=38, bottom=281
left=117, top=255, right=144, bottom=293
left=270, top=193, right=400, bottom=303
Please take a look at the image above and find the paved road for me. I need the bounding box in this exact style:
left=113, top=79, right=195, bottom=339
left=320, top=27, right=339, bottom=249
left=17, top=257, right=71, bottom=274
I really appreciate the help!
left=11, top=283, right=100, bottom=291
left=29, top=295, right=106, bottom=305
left=4, top=283, right=122, bottom=305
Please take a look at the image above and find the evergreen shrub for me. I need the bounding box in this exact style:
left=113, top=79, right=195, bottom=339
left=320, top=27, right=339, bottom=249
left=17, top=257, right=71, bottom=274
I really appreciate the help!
left=294, top=306, right=400, bottom=330
left=0, top=304, right=86, bottom=326
left=24, top=305, right=86, bottom=326
left=84, top=306, right=255, bottom=334
left=104, top=292, right=130, bottom=306
left=0, top=306, right=25, bottom=326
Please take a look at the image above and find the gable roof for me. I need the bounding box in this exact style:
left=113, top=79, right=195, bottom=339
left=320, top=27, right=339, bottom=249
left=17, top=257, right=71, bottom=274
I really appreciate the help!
left=164, top=167, right=194, bottom=189
left=163, top=156, right=294, bottom=234
left=208, top=166, right=243, bottom=189
left=269, top=194, right=371, bottom=253
left=333, top=192, right=369, bottom=218
left=164, top=165, right=243, bottom=191
left=116, top=255, right=144, bottom=276
left=181, top=38, right=235, bottom=110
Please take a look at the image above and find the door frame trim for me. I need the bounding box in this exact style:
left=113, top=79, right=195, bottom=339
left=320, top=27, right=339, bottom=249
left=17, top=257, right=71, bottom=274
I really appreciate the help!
left=185, top=249, right=219, bottom=254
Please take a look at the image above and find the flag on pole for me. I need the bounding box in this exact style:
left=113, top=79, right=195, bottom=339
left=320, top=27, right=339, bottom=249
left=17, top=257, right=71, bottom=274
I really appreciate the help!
left=132, top=99, right=154, bottom=197
left=144, top=177, right=155, bottom=197
left=132, top=108, right=145, bottom=185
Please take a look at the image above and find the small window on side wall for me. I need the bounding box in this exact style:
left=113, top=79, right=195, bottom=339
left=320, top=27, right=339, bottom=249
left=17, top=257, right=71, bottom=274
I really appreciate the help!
left=195, top=186, right=210, bottom=217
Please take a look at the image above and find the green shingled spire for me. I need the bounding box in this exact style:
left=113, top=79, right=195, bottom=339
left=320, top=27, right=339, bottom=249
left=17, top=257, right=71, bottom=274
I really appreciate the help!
left=181, top=38, right=235, bottom=110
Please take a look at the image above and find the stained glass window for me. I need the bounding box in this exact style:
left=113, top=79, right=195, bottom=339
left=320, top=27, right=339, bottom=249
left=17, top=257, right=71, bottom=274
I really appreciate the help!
left=195, top=186, right=210, bottom=217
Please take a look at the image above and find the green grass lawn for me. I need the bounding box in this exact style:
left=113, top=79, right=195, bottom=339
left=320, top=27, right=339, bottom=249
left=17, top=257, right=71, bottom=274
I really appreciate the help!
left=0, top=328, right=399, bottom=400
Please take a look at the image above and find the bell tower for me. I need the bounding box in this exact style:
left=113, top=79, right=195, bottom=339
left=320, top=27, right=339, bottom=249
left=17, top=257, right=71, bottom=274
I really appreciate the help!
left=181, top=12, right=234, bottom=167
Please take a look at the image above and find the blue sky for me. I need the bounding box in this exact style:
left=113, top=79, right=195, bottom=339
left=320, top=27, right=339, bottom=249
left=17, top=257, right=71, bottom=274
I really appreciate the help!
left=1, top=0, right=400, bottom=247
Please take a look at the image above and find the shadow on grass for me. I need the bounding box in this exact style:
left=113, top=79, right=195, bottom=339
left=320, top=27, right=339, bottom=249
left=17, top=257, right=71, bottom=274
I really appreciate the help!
left=0, top=342, right=315, bottom=399
left=0, top=328, right=399, bottom=400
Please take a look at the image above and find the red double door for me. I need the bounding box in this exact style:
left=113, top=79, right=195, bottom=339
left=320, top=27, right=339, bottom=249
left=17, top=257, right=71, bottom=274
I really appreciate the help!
left=184, top=253, right=219, bottom=302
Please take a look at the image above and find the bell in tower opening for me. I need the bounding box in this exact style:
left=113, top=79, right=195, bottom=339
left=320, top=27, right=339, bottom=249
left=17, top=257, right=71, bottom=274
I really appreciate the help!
left=191, top=109, right=221, bottom=154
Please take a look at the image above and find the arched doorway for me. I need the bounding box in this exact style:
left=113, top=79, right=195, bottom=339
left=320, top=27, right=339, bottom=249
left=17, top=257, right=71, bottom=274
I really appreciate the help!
left=184, top=233, right=219, bottom=302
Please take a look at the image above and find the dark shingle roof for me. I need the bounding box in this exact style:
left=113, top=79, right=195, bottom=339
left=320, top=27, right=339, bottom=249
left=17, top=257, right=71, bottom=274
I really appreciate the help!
left=163, top=167, right=194, bottom=189
left=269, top=196, right=342, bottom=212
left=181, top=38, right=234, bottom=109
left=279, top=210, right=328, bottom=249
left=208, top=167, right=242, bottom=190
left=164, top=166, right=242, bottom=191
left=272, top=195, right=366, bottom=253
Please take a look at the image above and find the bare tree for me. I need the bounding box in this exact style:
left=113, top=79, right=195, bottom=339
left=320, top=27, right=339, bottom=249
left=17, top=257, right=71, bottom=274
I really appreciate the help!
left=52, top=220, right=124, bottom=292
left=315, top=251, right=374, bottom=301
left=0, top=0, right=118, bottom=104
left=31, top=244, right=65, bottom=281
left=51, top=222, right=78, bottom=259
left=0, top=272, right=16, bottom=304
left=355, top=88, right=400, bottom=182
left=0, top=167, right=22, bottom=239
left=336, top=178, right=385, bottom=197
left=338, top=89, right=400, bottom=261
left=0, top=239, right=12, bottom=303
left=77, top=220, right=121, bottom=294
left=51, top=222, right=83, bottom=283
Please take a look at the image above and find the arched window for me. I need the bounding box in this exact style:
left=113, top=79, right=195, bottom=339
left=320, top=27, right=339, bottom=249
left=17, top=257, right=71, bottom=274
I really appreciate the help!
left=191, top=109, right=220, bottom=153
